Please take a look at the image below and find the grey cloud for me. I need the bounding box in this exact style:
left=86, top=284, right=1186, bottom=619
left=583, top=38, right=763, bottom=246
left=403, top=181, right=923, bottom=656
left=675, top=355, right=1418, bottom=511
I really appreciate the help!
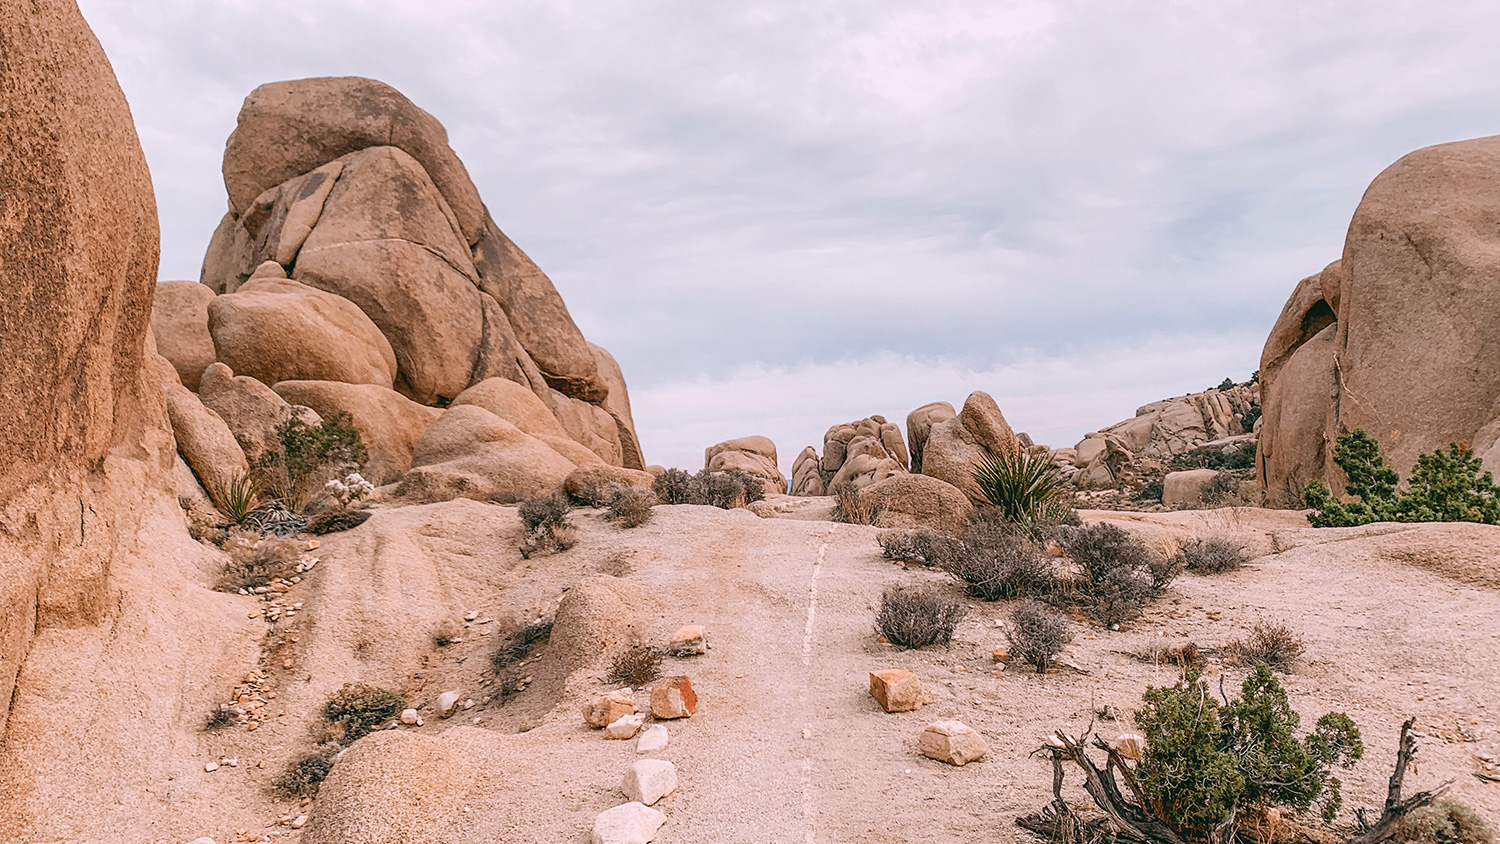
left=79, top=0, right=1500, bottom=465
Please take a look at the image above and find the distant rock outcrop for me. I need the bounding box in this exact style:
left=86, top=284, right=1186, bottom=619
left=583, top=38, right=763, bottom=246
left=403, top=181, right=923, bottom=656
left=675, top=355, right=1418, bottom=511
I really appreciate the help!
left=178, top=76, right=644, bottom=500
left=705, top=436, right=786, bottom=495
left=790, top=416, right=908, bottom=496
left=1259, top=135, right=1500, bottom=504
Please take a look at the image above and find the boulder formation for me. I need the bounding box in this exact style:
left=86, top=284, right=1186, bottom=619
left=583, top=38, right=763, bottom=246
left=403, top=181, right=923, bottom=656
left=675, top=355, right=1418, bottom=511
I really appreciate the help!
left=171, top=75, right=643, bottom=499
left=1259, top=135, right=1500, bottom=504
left=1, top=5, right=260, bottom=838
left=790, top=416, right=908, bottom=496
left=918, top=392, right=1021, bottom=504
left=705, top=436, right=787, bottom=495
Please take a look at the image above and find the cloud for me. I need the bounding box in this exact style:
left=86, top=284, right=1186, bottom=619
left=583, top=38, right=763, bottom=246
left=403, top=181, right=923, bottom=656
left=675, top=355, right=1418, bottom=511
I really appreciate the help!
left=77, top=0, right=1500, bottom=466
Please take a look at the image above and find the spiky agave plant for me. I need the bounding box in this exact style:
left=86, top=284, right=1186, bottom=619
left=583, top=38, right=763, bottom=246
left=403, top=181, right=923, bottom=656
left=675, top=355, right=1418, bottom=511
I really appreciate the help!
left=972, top=447, right=1072, bottom=536
left=214, top=473, right=262, bottom=525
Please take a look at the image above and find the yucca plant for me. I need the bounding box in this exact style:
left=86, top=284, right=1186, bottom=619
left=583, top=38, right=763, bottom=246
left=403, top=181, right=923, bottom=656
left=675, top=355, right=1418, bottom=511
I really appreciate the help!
left=972, top=447, right=1071, bottom=536
left=214, top=473, right=261, bottom=525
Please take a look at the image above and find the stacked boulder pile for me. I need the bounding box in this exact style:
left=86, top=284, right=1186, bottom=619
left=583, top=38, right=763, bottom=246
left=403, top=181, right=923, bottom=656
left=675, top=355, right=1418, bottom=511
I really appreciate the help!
left=1258, top=134, right=1500, bottom=506
left=154, top=76, right=645, bottom=506
left=1058, top=382, right=1259, bottom=489
left=789, top=415, right=909, bottom=496
left=703, top=436, right=786, bottom=496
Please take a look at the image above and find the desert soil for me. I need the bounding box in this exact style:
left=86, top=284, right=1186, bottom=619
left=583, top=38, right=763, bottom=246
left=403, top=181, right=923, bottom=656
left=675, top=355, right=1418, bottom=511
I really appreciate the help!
left=45, top=502, right=1500, bottom=843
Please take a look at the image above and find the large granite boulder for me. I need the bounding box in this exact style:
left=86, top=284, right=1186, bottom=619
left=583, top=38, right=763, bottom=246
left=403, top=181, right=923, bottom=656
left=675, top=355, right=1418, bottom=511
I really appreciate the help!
left=706, top=435, right=787, bottom=495
left=906, top=401, right=955, bottom=474
left=208, top=275, right=397, bottom=388
left=860, top=474, right=973, bottom=534
left=222, top=76, right=485, bottom=244
left=1259, top=135, right=1500, bottom=500
left=399, top=405, right=576, bottom=502
left=200, top=76, right=638, bottom=470
left=152, top=281, right=216, bottom=390
left=918, top=392, right=1022, bottom=504
left=199, top=362, right=319, bottom=463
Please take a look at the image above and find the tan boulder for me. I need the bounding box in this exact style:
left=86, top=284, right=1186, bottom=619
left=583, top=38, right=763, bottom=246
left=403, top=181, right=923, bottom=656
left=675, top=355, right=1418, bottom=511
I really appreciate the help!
left=162, top=368, right=249, bottom=496
left=868, top=669, right=929, bottom=713
left=543, top=389, right=625, bottom=466
left=591, top=343, right=646, bottom=469
left=152, top=281, right=217, bottom=390
left=1258, top=321, right=1336, bottom=505
left=471, top=214, right=606, bottom=402
left=1163, top=469, right=1223, bottom=508
left=399, top=405, right=575, bottom=502
left=906, top=401, right=956, bottom=474
left=861, top=474, right=973, bottom=534
left=208, top=276, right=397, bottom=388
left=272, top=380, right=441, bottom=485
left=565, top=465, right=656, bottom=506
left=201, top=211, right=257, bottom=294
left=649, top=676, right=698, bottom=719
left=918, top=416, right=986, bottom=503
left=292, top=146, right=485, bottom=405
left=919, top=720, right=988, bottom=766
left=223, top=76, right=485, bottom=244
left=300, top=730, right=478, bottom=844
left=959, top=391, right=1020, bottom=462
left=198, top=362, right=320, bottom=462
left=452, top=377, right=570, bottom=440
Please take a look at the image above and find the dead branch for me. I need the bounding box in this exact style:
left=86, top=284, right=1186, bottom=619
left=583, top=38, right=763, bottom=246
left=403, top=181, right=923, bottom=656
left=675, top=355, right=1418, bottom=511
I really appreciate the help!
left=1348, top=719, right=1452, bottom=844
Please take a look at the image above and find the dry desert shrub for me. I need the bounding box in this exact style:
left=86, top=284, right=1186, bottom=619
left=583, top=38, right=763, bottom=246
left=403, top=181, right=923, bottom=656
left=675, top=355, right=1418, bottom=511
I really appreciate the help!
left=305, top=507, right=371, bottom=535
left=1394, top=800, right=1495, bottom=844
left=492, top=618, right=554, bottom=672
left=324, top=682, right=405, bottom=742
left=1225, top=619, right=1305, bottom=671
left=431, top=618, right=462, bottom=647
left=217, top=532, right=302, bottom=592
left=939, top=528, right=1055, bottom=601
left=726, top=470, right=767, bottom=504
left=1007, top=599, right=1074, bottom=673
left=1057, top=522, right=1177, bottom=627
left=876, top=584, right=966, bottom=649
left=518, top=494, right=575, bottom=558
left=831, top=481, right=877, bottom=525
left=606, top=485, right=655, bottom=528
left=652, top=468, right=694, bottom=504
left=204, top=706, right=238, bottom=731
left=609, top=642, right=663, bottom=687
left=1181, top=535, right=1250, bottom=573
left=877, top=528, right=941, bottom=563
left=275, top=744, right=340, bottom=798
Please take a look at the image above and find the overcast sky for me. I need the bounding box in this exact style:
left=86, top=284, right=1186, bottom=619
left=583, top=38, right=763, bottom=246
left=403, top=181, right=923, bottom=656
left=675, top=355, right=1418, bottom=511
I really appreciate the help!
left=82, top=0, right=1500, bottom=471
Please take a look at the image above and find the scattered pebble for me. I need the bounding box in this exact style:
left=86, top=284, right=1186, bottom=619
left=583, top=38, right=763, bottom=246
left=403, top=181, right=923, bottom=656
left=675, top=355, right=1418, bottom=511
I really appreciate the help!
left=204, top=762, right=219, bottom=773
left=919, top=720, right=988, bottom=766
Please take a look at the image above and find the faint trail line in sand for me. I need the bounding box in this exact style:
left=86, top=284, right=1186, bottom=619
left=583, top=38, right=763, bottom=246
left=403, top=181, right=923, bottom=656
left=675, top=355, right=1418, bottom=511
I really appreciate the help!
left=799, top=533, right=832, bottom=844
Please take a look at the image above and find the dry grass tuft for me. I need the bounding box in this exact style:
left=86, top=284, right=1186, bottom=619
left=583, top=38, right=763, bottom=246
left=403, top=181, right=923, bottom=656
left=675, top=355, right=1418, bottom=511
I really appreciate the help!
left=606, top=485, right=655, bottom=528
left=831, top=481, right=877, bottom=525
left=609, top=642, right=663, bottom=687
left=217, top=532, right=302, bottom=592
left=1225, top=619, right=1305, bottom=670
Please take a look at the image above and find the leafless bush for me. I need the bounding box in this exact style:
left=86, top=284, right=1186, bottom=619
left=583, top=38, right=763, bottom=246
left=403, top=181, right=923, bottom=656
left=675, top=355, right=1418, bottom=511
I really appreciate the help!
left=1181, top=535, right=1250, bottom=573
left=1225, top=619, right=1305, bottom=670
left=652, top=469, right=693, bottom=504
left=1056, top=522, right=1176, bottom=626
left=877, top=529, right=941, bottom=563
left=204, top=706, right=238, bottom=731
left=610, top=642, right=663, bottom=687
left=831, top=481, right=877, bottom=525
left=492, top=618, right=554, bottom=672
left=519, top=494, right=575, bottom=558
left=726, top=469, right=767, bottom=504
left=876, top=584, right=966, bottom=649
left=1007, top=600, right=1074, bottom=673
left=431, top=618, right=462, bottom=647
left=606, top=485, right=655, bottom=528
left=216, top=532, right=302, bottom=592
left=940, top=531, right=1055, bottom=601
left=275, top=744, right=340, bottom=798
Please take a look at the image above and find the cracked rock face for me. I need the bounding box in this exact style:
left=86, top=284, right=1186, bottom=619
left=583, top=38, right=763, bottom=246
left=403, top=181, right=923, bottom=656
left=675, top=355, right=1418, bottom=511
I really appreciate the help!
left=193, top=75, right=645, bottom=478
